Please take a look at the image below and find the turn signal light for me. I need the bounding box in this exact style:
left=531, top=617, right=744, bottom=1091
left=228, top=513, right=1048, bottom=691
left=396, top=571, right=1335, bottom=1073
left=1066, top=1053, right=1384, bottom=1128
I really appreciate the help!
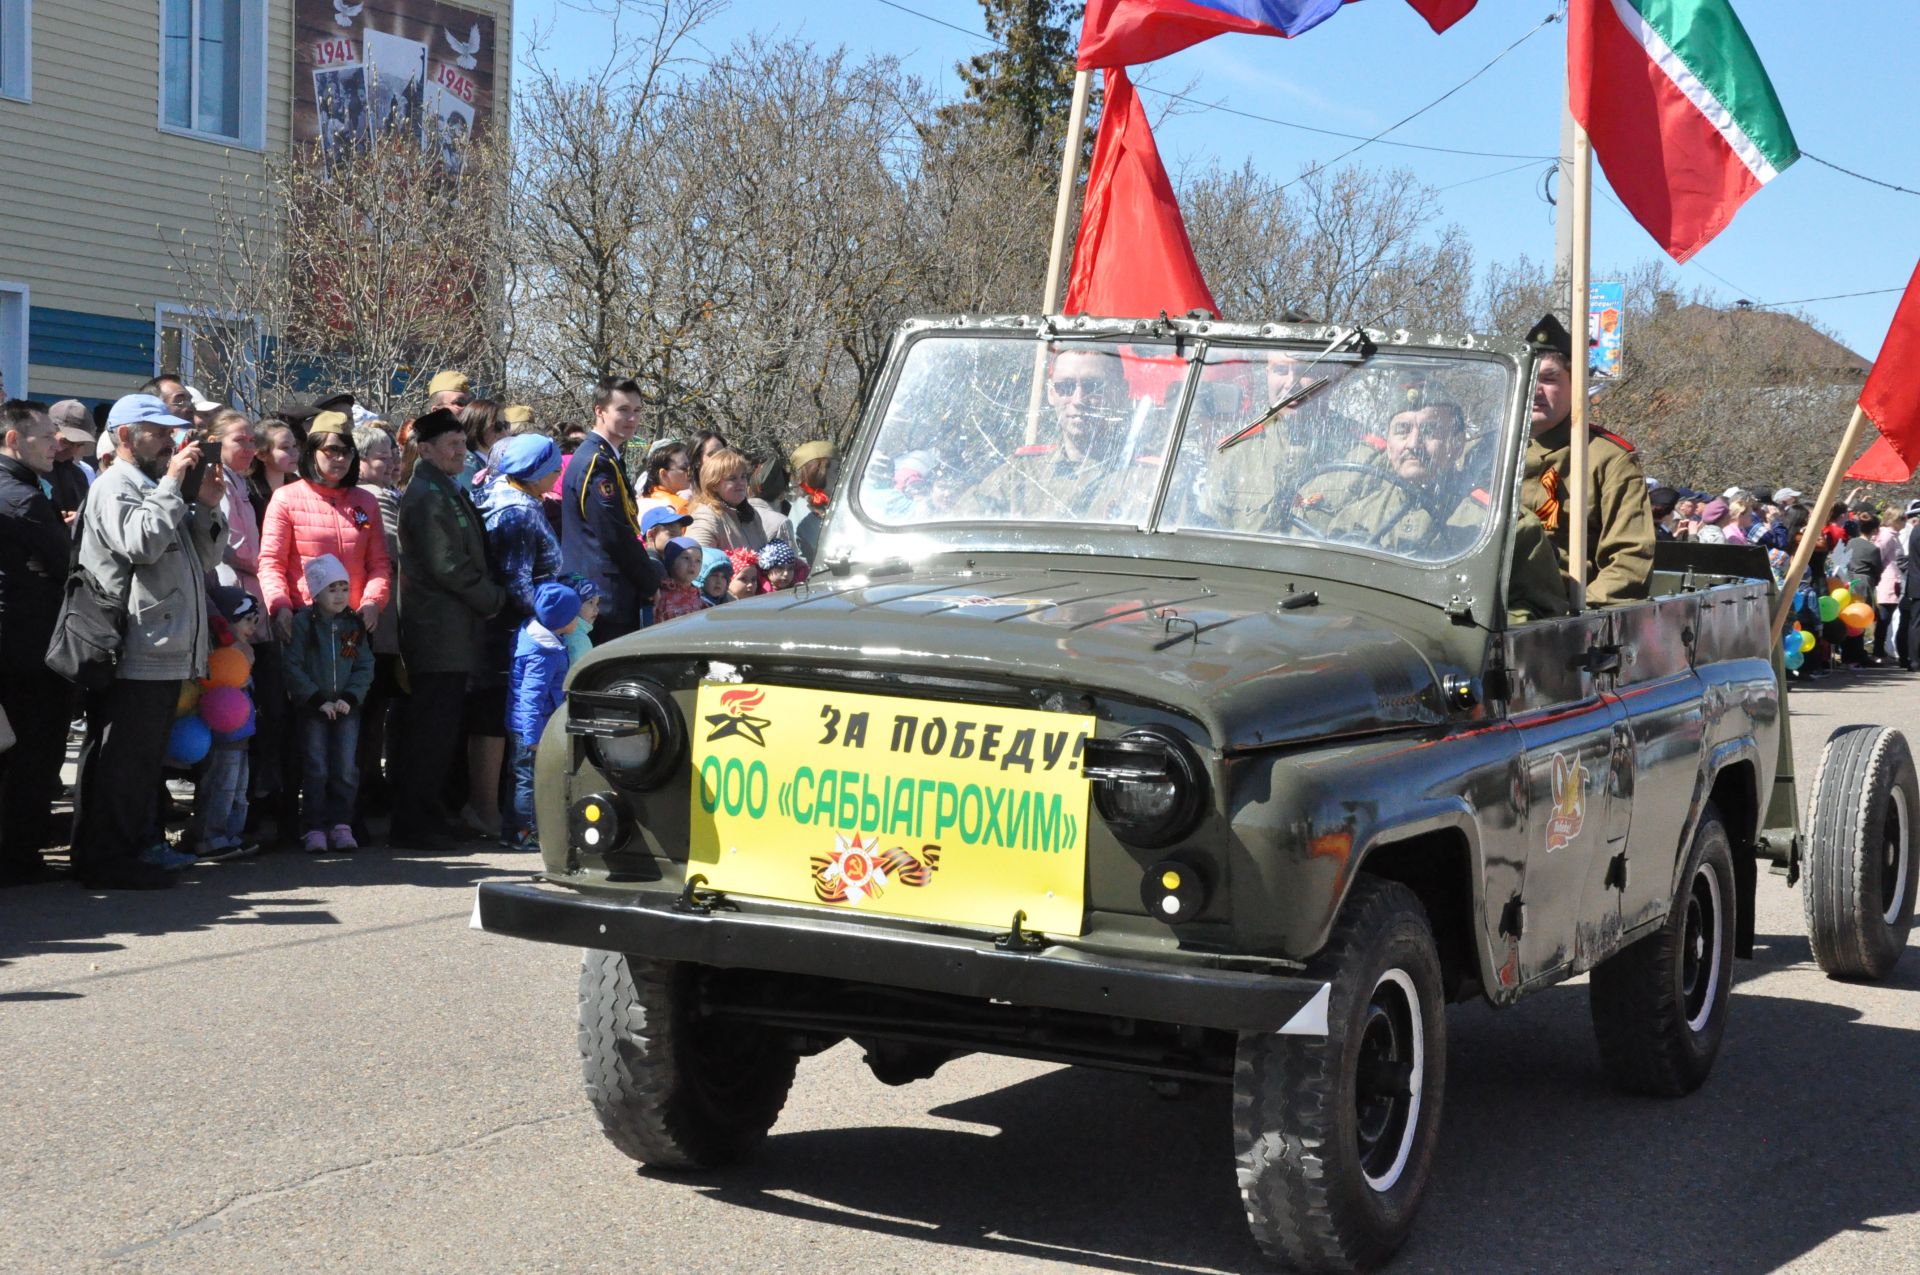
left=1142, top=858, right=1208, bottom=923
left=569, top=792, right=629, bottom=853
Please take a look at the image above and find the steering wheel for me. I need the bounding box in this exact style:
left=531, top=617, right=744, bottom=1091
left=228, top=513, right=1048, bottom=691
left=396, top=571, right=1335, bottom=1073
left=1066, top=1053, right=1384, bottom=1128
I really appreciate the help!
left=1273, top=461, right=1450, bottom=549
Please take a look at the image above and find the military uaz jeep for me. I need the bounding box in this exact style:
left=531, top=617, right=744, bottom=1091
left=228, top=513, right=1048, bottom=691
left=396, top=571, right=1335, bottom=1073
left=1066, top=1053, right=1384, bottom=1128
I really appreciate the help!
left=477, top=316, right=1918, bottom=1272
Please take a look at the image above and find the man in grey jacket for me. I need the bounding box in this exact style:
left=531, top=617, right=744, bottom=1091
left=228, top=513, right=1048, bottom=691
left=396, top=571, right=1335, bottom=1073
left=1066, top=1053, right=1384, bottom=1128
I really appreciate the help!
left=72, top=394, right=227, bottom=889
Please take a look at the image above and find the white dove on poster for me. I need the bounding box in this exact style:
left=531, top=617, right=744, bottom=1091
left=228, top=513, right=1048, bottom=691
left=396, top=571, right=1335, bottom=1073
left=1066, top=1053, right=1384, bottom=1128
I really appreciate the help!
left=445, top=23, right=481, bottom=70
left=332, top=0, right=362, bottom=27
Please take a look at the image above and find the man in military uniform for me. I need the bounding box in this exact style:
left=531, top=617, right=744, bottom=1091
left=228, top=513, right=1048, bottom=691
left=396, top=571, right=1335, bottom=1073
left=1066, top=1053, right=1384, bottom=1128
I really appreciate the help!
left=962, top=347, right=1147, bottom=522
left=562, top=376, right=658, bottom=643
left=1520, top=315, right=1654, bottom=607
left=1196, top=351, right=1382, bottom=532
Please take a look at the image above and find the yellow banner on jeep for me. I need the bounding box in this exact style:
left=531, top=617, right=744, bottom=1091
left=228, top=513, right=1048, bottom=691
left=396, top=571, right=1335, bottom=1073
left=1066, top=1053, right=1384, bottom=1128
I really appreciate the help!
left=689, top=683, right=1094, bottom=935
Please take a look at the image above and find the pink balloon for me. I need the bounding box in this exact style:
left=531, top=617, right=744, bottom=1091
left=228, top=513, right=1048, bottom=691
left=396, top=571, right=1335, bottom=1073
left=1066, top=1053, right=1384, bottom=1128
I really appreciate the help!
left=199, top=685, right=250, bottom=735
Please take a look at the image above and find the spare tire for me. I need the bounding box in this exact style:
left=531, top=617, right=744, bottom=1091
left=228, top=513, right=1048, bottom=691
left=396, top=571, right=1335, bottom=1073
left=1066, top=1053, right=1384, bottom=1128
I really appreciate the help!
left=1804, top=725, right=1919, bottom=980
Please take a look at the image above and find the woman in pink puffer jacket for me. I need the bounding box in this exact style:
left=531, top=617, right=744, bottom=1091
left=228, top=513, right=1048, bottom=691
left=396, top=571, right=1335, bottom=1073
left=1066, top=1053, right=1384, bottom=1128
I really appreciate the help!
left=259, top=413, right=392, bottom=639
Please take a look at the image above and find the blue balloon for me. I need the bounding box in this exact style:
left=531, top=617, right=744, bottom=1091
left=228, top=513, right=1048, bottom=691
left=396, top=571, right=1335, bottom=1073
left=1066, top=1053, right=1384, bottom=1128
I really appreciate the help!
left=1784, top=647, right=1805, bottom=671
left=166, top=714, right=212, bottom=767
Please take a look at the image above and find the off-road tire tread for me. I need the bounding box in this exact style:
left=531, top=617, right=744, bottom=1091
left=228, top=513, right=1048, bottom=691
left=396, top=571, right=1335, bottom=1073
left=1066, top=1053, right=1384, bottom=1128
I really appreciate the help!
left=578, top=950, right=796, bottom=1170
left=1589, top=804, right=1734, bottom=1097
left=1803, top=725, right=1918, bottom=980
left=1233, top=877, right=1445, bottom=1274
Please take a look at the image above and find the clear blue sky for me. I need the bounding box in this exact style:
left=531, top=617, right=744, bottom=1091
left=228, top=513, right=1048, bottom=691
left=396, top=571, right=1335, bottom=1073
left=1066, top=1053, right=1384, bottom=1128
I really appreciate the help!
left=521, top=0, right=1920, bottom=360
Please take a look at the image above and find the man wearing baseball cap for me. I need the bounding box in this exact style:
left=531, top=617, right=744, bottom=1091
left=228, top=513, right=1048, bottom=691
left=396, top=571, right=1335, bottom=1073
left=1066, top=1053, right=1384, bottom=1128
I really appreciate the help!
left=46, top=399, right=97, bottom=526
left=71, top=394, right=229, bottom=888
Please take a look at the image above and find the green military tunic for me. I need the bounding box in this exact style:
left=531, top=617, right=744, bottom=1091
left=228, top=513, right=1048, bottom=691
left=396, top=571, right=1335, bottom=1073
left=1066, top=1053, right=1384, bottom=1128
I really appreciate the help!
left=959, top=444, right=1150, bottom=523
left=1522, top=420, right=1654, bottom=607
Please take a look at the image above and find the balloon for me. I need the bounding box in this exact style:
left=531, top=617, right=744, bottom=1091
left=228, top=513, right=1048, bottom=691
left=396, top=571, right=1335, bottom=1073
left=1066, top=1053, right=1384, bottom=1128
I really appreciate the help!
left=165, top=715, right=212, bottom=767
left=1818, top=595, right=1841, bottom=623
left=1830, top=586, right=1853, bottom=608
left=1785, top=648, right=1805, bottom=671
left=175, top=680, right=203, bottom=719
left=199, top=685, right=250, bottom=734
left=206, top=646, right=250, bottom=689
left=1800, top=630, right=1817, bottom=653
left=1842, top=601, right=1877, bottom=631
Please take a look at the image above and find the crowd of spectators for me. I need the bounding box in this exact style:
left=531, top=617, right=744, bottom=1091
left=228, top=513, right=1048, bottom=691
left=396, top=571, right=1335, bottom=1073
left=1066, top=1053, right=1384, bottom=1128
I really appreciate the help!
left=0, top=374, right=832, bottom=889
left=1649, top=479, right=1920, bottom=673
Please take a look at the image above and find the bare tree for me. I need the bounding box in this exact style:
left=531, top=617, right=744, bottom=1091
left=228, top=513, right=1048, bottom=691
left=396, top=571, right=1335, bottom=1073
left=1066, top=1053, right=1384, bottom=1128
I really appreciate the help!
left=1182, top=162, right=1474, bottom=330
left=171, top=123, right=510, bottom=420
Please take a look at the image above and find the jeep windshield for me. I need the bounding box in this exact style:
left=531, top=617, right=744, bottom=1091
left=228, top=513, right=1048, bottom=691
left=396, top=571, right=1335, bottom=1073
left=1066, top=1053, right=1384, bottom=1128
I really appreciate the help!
left=856, top=333, right=1514, bottom=566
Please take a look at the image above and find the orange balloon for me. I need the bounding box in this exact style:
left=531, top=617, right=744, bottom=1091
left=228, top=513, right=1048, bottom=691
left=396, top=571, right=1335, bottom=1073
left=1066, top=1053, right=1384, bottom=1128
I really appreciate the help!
left=1842, top=601, right=1876, bottom=631
left=206, top=645, right=250, bottom=690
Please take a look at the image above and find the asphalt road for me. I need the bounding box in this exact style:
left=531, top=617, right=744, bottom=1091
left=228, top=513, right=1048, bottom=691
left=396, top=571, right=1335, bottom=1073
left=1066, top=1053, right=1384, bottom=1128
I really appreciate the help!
left=7, top=667, right=1920, bottom=1274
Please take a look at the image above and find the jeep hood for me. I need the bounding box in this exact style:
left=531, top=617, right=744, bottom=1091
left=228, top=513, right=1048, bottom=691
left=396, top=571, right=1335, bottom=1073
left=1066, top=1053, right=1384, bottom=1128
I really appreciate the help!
left=588, top=568, right=1447, bottom=752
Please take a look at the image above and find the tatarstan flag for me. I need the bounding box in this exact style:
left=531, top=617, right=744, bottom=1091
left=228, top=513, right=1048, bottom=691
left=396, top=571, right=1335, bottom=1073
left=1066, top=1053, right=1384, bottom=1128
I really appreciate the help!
left=1570, top=0, right=1797, bottom=263
left=1078, top=0, right=1477, bottom=70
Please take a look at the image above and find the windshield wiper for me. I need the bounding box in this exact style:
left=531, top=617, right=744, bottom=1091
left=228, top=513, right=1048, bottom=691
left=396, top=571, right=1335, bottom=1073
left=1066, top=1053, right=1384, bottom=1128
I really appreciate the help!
left=1217, top=324, right=1380, bottom=453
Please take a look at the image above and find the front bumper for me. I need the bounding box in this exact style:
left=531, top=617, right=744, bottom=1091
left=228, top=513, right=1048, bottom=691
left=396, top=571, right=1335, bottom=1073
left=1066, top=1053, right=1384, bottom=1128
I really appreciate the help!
left=476, top=880, right=1329, bottom=1035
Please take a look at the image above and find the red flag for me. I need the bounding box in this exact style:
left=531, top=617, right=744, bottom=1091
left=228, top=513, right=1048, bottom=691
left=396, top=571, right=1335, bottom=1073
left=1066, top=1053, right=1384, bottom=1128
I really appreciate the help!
left=1064, top=68, right=1219, bottom=321
left=1846, top=435, right=1914, bottom=485
left=1860, top=258, right=1920, bottom=473
left=1078, top=1, right=1476, bottom=70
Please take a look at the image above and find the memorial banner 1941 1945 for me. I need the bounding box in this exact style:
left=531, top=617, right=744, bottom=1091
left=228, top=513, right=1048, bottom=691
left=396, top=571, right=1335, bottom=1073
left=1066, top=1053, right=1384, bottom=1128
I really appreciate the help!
left=293, top=0, right=498, bottom=174
left=689, top=683, right=1096, bottom=935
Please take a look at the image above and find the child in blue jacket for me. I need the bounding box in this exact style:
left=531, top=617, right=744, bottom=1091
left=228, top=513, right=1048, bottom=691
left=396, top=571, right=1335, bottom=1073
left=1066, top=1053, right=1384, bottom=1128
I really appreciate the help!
left=507, top=581, right=582, bottom=849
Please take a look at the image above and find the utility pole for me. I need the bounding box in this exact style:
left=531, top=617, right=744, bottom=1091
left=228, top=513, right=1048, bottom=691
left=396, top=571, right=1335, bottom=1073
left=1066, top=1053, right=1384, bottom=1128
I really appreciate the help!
left=1554, top=85, right=1577, bottom=327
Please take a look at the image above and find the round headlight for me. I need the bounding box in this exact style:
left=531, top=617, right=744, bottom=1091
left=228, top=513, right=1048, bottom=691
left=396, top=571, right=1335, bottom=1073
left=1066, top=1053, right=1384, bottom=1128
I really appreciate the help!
left=577, top=678, right=683, bottom=790
left=1085, top=726, right=1207, bottom=848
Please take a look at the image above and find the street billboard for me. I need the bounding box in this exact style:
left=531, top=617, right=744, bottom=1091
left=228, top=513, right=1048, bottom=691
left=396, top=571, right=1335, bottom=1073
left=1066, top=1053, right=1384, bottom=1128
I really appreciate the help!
left=293, top=0, right=498, bottom=173
left=1589, top=280, right=1624, bottom=379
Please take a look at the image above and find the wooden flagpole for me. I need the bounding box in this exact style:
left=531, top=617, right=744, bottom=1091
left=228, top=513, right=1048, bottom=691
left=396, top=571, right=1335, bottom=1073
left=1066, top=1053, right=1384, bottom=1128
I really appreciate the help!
left=1770, top=403, right=1869, bottom=638
left=1027, top=68, right=1094, bottom=444
left=1567, top=122, right=1594, bottom=608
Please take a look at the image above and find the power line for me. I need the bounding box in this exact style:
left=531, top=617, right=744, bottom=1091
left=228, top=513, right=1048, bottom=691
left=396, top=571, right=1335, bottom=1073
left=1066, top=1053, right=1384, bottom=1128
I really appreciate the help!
left=1279, top=11, right=1561, bottom=189
left=1434, top=158, right=1549, bottom=193
left=1758, top=287, right=1906, bottom=309
left=870, top=0, right=1558, bottom=162
left=1802, top=151, right=1920, bottom=199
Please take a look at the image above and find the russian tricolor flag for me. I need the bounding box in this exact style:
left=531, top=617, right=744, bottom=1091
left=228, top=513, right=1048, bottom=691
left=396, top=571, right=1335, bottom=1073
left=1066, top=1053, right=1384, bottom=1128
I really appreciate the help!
left=1078, top=0, right=1478, bottom=68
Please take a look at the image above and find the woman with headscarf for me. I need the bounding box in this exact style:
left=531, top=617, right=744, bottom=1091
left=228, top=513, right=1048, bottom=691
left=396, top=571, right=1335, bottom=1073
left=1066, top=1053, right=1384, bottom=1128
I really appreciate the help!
left=790, top=440, right=833, bottom=565
left=471, top=433, right=566, bottom=842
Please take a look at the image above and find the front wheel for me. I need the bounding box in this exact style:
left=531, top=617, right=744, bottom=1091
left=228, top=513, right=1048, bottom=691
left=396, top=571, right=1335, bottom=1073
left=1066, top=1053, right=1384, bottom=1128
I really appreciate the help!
left=1589, top=802, right=1736, bottom=1097
left=1233, top=878, right=1446, bottom=1273
left=578, top=950, right=797, bottom=1169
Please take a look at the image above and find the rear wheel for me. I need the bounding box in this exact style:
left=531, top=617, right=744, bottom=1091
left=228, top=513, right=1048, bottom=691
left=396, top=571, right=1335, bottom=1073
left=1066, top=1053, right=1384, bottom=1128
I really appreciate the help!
left=1803, top=725, right=1919, bottom=980
left=1589, top=803, right=1735, bottom=1096
left=578, top=950, right=797, bottom=1169
left=1233, top=878, right=1446, bottom=1273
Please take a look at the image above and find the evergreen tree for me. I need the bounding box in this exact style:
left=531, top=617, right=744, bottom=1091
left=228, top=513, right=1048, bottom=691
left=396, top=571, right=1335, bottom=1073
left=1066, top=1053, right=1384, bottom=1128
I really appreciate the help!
left=945, top=0, right=1090, bottom=155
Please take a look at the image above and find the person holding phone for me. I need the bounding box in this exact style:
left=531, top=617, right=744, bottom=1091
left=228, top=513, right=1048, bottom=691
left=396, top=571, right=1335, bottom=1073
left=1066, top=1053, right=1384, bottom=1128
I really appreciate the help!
left=70, top=394, right=227, bottom=889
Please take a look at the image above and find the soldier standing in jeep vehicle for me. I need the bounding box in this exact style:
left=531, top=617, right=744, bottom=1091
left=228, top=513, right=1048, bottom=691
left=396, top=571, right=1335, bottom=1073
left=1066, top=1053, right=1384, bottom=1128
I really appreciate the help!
left=1521, top=314, right=1654, bottom=606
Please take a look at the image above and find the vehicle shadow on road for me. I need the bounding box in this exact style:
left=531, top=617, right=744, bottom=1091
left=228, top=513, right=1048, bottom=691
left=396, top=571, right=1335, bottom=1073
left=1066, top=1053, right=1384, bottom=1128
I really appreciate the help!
left=0, top=845, right=506, bottom=986
left=686, top=964, right=1920, bottom=1274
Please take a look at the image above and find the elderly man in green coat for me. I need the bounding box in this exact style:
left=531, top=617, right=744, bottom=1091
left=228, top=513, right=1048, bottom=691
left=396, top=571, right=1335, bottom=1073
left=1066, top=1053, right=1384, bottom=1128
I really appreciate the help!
left=392, top=408, right=507, bottom=849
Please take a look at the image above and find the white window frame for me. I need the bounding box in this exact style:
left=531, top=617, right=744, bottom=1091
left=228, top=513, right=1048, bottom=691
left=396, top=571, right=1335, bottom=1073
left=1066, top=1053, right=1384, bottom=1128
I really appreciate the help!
left=156, top=301, right=259, bottom=412
left=0, top=0, right=30, bottom=103
left=156, top=0, right=266, bottom=150
left=0, top=281, right=27, bottom=400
